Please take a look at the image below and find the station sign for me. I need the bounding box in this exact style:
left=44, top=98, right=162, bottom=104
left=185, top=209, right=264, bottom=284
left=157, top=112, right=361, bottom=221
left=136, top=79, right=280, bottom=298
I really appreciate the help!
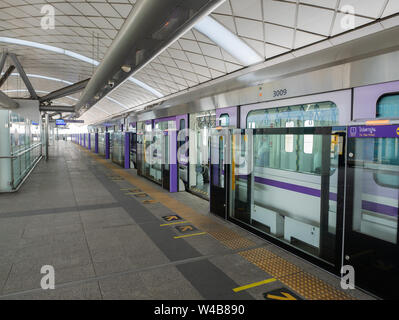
left=65, top=120, right=85, bottom=124
left=348, top=125, right=399, bottom=138
left=56, top=119, right=66, bottom=126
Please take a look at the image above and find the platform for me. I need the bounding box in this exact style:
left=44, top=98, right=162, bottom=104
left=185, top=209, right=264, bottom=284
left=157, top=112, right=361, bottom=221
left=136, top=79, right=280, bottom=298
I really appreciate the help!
left=0, top=141, right=373, bottom=300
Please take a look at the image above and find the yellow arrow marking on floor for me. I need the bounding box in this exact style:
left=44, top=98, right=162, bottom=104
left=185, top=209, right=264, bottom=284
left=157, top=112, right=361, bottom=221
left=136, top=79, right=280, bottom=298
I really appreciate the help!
left=179, top=225, right=194, bottom=232
left=174, top=232, right=206, bottom=239
left=165, top=215, right=180, bottom=221
left=266, top=292, right=297, bottom=300
left=233, top=278, right=277, bottom=292
left=142, top=200, right=157, bottom=204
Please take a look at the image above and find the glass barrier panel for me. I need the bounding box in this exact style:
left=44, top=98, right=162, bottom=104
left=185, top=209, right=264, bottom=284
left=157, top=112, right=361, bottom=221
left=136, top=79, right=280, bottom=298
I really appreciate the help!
left=350, top=137, right=399, bottom=244
left=111, top=132, right=125, bottom=167
left=229, top=128, right=341, bottom=266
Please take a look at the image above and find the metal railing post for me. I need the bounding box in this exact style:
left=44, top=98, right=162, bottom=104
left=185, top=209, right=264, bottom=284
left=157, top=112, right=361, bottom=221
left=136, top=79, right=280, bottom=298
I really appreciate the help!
left=45, top=113, right=49, bottom=161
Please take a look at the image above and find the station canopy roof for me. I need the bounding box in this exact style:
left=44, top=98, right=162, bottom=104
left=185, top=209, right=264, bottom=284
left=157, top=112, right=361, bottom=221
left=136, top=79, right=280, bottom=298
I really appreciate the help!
left=1, top=0, right=399, bottom=124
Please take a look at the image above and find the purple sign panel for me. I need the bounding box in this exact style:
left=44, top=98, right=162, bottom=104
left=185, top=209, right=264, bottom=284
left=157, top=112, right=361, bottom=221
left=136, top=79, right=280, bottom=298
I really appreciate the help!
left=349, top=125, right=399, bottom=138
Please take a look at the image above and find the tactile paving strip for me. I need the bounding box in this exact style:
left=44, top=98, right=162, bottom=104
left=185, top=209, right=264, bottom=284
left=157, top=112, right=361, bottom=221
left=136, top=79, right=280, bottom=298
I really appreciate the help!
left=206, top=229, right=255, bottom=250
left=239, top=247, right=278, bottom=262
left=280, top=272, right=355, bottom=300
left=239, top=247, right=354, bottom=300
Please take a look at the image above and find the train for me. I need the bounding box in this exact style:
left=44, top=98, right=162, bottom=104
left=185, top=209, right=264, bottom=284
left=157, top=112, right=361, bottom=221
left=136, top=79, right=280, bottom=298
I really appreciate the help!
left=74, top=26, right=399, bottom=300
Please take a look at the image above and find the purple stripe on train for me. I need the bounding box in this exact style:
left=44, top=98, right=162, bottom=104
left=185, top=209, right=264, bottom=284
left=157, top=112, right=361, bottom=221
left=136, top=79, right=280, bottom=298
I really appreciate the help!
left=238, top=175, right=397, bottom=217
left=362, top=201, right=398, bottom=218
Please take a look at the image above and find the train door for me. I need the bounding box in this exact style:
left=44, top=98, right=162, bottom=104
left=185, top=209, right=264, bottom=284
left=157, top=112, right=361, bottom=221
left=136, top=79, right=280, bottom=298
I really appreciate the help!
left=162, top=129, right=170, bottom=191
left=344, top=124, right=399, bottom=299
left=177, top=116, right=188, bottom=191
left=130, top=132, right=137, bottom=169
left=210, top=129, right=230, bottom=218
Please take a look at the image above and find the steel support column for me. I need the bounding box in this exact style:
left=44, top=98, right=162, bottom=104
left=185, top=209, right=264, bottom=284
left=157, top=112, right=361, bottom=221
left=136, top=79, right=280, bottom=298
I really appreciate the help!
left=0, top=65, right=15, bottom=88
left=39, top=78, right=89, bottom=104
left=9, top=53, right=38, bottom=100
left=0, top=53, right=7, bottom=74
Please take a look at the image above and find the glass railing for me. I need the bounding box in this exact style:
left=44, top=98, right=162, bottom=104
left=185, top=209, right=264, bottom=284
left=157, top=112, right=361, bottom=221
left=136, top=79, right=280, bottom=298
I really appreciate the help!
left=11, top=143, right=42, bottom=189
left=0, top=142, right=42, bottom=191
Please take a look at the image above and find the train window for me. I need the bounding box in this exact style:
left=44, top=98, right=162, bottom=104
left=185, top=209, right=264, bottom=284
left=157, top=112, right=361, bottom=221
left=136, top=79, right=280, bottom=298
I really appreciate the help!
left=373, top=95, right=399, bottom=188
left=219, top=114, right=230, bottom=127
left=285, top=121, right=294, bottom=153
left=377, top=94, right=399, bottom=118
left=250, top=102, right=338, bottom=176
left=180, top=119, right=185, bottom=130
left=304, top=120, right=314, bottom=154
left=246, top=101, right=338, bottom=128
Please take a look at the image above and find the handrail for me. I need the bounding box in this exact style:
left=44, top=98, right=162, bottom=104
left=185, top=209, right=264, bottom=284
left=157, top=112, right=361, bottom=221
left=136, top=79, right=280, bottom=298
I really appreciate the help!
left=0, top=143, right=42, bottom=159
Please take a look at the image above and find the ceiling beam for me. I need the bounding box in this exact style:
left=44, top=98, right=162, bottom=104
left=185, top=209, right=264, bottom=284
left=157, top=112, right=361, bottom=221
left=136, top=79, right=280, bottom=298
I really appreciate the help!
left=75, top=0, right=225, bottom=115
left=0, top=65, right=15, bottom=88
left=8, top=53, right=38, bottom=100
left=0, top=90, right=19, bottom=109
left=40, top=105, right=75, bottom=113
left=0, top=53, right=7, bottom=74
left=39, top=78, right=89, bottom=104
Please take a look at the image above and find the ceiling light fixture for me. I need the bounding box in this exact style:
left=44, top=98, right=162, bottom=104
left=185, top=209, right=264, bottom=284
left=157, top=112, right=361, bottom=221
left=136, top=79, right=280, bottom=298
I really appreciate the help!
left=121, top=65, right=132, bottom=73
left=194, top=16, right=264, bottom=66
left=129, top=77, right=164, bottom=98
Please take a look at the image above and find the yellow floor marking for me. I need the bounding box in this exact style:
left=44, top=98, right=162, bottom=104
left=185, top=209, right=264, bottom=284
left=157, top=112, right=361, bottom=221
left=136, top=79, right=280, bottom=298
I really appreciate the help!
left=173, top=232, right=207, bottom=239
left=266, top=292, right=296, bottom=301
left=233, top=278, right=277, bottom=293
left=160, top=221, right=188, bottom=227
left=120, top=188, right=130, bottom=191
left=142, top=200, right=157, bottom=204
